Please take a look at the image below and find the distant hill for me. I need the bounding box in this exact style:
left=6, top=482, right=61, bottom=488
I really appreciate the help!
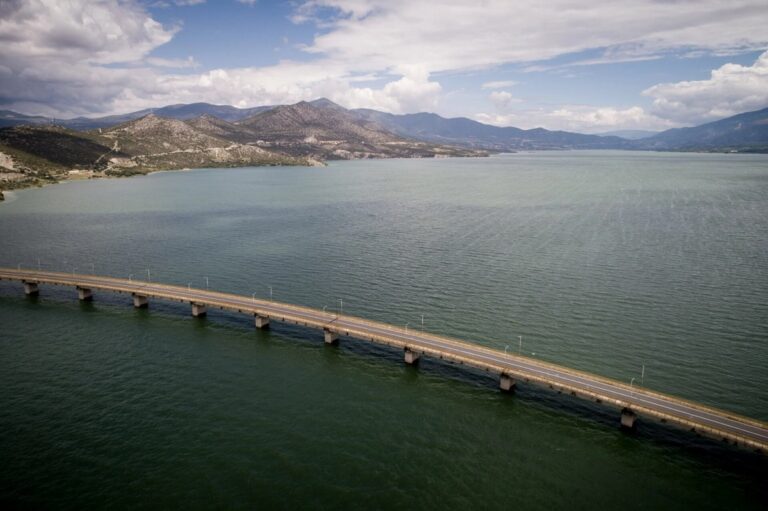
left=595, top=130, right=659, bottom=140
left=234, top=100, right=485, bottom=159
left=0, top=110, right=54, bottom=128
left=0, top=103, right=276, bottom=131
left=635, top=107, right=768, bottom=152
left=2, top=100, right=767, bottom=164
left=351, top=109, right=631, bottom=150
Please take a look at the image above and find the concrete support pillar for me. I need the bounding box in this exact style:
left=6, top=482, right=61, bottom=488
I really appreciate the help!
left=254, top=314, right=270, bottom=329
left=323, top=328, right=339, bottom=345
left=132, top=294, right=148, bottom=308
left=191, top=303, right=207, bottom=317
left=23, top=281, right=39, bottom=296
left=499, top=373, right=516, bottom=392
left=77, top=286, right=93, bottom=301
left=620, top=408, right=637, bottom=429
left=404, top=348, right=421, bottom=365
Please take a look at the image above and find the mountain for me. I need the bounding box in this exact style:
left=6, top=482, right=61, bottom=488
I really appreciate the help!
left=0, top=103, right=277, bottom=131
left=636, top=107, right=768, bottom=152
left=0, top=110, right=55, bottom=128
left=596, top=130, right=659, bottom=140
left=0, top=115, right=312, bottom=190
left=351, top=109, right=630, bottom=150
left=235, top=100, right=485, bottom=159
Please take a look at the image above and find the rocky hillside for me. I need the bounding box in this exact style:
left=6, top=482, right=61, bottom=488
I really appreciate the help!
left=0, top=116, right=311, bottom=191
left=235, top=100, right=485, bottom=159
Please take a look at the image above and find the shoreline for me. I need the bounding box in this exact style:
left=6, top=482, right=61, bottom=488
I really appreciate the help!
left=2, top=149, right=766, bottom=204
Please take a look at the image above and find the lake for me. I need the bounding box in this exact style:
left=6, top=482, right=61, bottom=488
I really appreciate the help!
left=1, top=151, right=766, bottom=509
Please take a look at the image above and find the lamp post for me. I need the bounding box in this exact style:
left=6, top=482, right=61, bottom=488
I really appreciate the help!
left=339, top=298, right=343, bottom=315
left=405, top=323, right=409, bottom=334
left=505, top=344, right=510, bottom=359
left=252, top=292, right=257, bottom=304
left=90, top=263, right=95, bottom=274
left=421, top=314, right=424, bottom=332
left=641, top=365, right=645, bottom=386
left=518, top=335, right=522, bottom=355
left=146, top=269, right=151, bottom=282
left=323, top=305, right=328, bottom=314
left=205, top=276, right=209, bottom=289
left=269, top=286, right=273, bottom=301
left=129, top=274, right=133, bottom=282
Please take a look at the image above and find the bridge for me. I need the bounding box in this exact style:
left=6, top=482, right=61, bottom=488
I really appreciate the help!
left=1, top=267, right=766, bottom=452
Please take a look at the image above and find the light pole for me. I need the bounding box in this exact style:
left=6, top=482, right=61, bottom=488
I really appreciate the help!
left=405, top=323, right=409, bottom=334
left=641, top=365, right=645, bottom=386
left=188, top=283, right=192, bottom=290
left=323, top=305, right=328, bottom=314
left=269, top=286, right=273, bottom=301
left=146, top=269, right=151, bottom=282
left=518, top=335, right=522, bottom=355
left=37, top=258, right=41, bottom=271
left=252, top=292, right=257, bottom=304
left=129, top=274, right=133, bottom=282
left=72, top=267, right=76, bottom=276
left=421, top=314, right=424, bottom=332
left=90, top=263, right=95, bottom=274
left=505, top=344, right=510, bottom=359
left=339, top=298, right=343, bottom=315
left=205, top=276, right=209, bottom=289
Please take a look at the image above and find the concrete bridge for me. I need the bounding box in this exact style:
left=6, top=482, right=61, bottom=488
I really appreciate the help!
left=1, top=267, right=766, bottom=452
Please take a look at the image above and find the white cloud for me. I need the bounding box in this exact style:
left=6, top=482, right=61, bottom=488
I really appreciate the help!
left=0, top=0, right=176, bottom=65
left=1, top=0, right=767, bottom=124
left=146, top=56, right=200, bottom=69
left=482, top=80, right=517, bottom=89
left=475, top=105, right=676, bottom=132
left=488, top=91, right=520, bottom=109
left=297, top=0, right=768, bottom=73
left=643, top=50, right=768, bottom=124
left=236, top=0, right=258, bottom=5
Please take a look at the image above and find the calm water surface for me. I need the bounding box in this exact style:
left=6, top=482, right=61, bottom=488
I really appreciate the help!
left=1, top=151, right=767, bottom=509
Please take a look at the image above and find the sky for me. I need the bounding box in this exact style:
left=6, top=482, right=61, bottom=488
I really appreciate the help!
left=1, top=0, right=767, bottom=133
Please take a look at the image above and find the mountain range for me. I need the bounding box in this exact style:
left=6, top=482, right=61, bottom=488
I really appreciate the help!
left=1, top=99, right=767, bottom=197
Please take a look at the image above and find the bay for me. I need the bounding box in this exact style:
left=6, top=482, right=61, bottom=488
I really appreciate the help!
left=1, top=151, right=766, bottom=509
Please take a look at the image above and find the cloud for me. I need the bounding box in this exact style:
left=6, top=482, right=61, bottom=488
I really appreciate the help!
left=488, top=91, right=520, bottom=109
left=146, top=56, right=200, bottom=69
left=236, top=0, right=257, bottom=5
left=0, top=0, right=176, bottom=65
left=297, top=0, right=768, bottom=73
left=482, top=80, right=517, bottom=89
left=643, top=50, right=768, bottom=124
left=1, top=0, right=767, bottom=122
left=475, top=105, right=676, bottom=132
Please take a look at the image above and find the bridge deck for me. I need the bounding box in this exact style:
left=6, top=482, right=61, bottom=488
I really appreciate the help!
left=1, top=268, right=766, bottom=452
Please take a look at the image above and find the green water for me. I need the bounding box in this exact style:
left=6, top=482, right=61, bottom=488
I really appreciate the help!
left=1, top=151, right=766, bottom=509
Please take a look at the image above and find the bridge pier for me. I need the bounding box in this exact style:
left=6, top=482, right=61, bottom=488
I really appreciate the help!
left=621, top=408, right=637, bottom=429
left=23, top=281, right=39, bottom=296
left=499, top=373, right=516, bottom=392
left=324, top=328, right=339, bottom=345
left=404, top=348, right=420, bottom=365
left=76, top=286, right=93, bottom=301
left=254, top=314, right=270, bottom=329
left=132, top=294, right=148, bottom=308
left=191, top=303, right=207, bottom=317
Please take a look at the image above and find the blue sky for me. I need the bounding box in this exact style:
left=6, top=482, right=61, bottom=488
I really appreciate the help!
left=1, top=0, right=767, bottom=132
